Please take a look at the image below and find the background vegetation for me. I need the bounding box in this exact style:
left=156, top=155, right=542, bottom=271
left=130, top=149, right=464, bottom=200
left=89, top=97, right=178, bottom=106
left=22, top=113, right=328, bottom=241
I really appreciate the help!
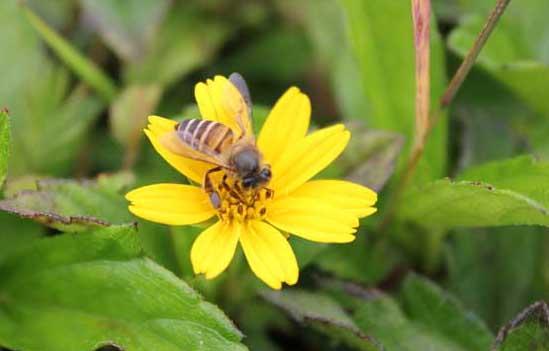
left=0, top=0, right=548, bottom=350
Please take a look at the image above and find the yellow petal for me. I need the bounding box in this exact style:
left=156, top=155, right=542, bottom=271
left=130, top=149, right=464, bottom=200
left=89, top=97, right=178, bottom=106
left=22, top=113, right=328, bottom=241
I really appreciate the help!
left=191, top=221, right=239, bottom=279
left=240, top=221, right=299, bottom=289
left=257, top=87, right=310, bottom=166
left=266, top=196, right=361, bottom=243
left=289, top=180, right=377, bottom=217
left=145, top=116, right=212, bottom=184
left=194, top=76, right=245, bottom=136
left=270, top=124, right=350, bottom=195
left=126, top=183, right=215, bottom=225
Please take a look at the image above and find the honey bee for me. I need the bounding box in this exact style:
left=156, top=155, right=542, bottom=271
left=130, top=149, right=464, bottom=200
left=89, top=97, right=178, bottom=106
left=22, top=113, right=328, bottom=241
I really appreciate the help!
left=160, top=73, right=272, bottom=209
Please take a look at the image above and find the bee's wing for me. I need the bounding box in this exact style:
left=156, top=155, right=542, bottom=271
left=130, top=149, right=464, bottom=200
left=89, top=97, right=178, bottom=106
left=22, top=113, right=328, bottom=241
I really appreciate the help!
left=227, top=72, right=253, bottom=138
left=160, top=130, right=230, bottom=168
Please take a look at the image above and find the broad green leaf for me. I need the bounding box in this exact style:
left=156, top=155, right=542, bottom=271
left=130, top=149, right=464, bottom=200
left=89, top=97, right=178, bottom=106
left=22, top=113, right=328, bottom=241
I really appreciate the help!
left=448, top=0, right=549, bottom=117
left=23, top=6, right=117, bottom=102
left=80, top=0, right=171, bottom=62
left=340, top=0, right=447, bottom=183
left=352, top=274, right=492, bottom=351
left=262, top=289, right=382, bottom=351
left=136, top=220, right=182, bottom=276
left=399, top=156, right=549, bottom=230
left=0, top=226, right=247, bottom=351
left=400, top=274, right=493, bottom=351
left=493, top=301, right=549, bottom=351
left=3, top=173, right=186, bottom=276
left=125, top=4, right=230, bottom=87
left=0, top=174, right=133, bottom=232
left=446, top=227, right=549, bottom=328
left=0, top=110, right=10, bottom=188
left=10, top=67, right=103, bottom=175
left=458, top=156, right=549, bottom=205
left=0, top=211, right=44, bottom=260
left=266, top=275, right=492, bottom=351
left=354, top=295, right=480, bottom=351
left=399, top=178, right=549, bottom=229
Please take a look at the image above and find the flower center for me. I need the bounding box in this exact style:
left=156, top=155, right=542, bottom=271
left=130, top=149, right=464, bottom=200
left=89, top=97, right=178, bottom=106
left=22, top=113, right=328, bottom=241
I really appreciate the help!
left=213, top=174, right=273, bottom=222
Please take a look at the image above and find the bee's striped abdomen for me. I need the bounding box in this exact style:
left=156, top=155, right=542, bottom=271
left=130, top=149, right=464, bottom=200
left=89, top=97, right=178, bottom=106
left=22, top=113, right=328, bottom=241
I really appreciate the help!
left=176, top=119, right=234, bottom=154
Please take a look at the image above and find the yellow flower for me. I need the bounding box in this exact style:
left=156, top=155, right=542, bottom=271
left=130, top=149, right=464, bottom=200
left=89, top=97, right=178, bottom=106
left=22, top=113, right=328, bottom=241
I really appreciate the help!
left=126, top=75, right=377, bottom=289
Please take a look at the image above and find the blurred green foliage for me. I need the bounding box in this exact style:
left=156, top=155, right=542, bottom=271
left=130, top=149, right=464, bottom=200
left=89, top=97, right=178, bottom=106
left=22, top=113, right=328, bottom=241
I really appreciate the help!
left=0, top=0, right=548, bottom=350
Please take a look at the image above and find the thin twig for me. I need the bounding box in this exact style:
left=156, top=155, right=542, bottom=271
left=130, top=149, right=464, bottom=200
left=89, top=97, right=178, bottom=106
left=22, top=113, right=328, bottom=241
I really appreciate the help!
left=440, top=0, right=512, bottom=107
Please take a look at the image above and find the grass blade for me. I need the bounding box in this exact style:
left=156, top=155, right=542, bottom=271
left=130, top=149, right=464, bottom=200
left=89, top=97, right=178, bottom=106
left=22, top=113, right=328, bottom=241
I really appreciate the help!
left=23, top=5, right=117, bottom=102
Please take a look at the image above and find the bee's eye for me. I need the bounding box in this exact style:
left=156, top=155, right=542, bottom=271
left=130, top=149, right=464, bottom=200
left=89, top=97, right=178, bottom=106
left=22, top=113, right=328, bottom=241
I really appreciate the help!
left=242, top=177, right=255, bottom=188
left=259, top=168, right=271, bottom=180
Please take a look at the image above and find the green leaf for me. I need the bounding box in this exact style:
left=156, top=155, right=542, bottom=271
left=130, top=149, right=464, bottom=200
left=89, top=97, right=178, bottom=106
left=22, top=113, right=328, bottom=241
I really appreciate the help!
left=446, top=226, right=549, bottom=328
left=457, top=156, right=549, bottom=206
left=265, top=275, right=493, bottom=351
left=351, top=274, right=492, bottom=351
left=125, top=4, right=231, bottom=87
left=23, top=5, right=117, bottom=102
left=0, top=211, right=44, bottom=261
left=340, top=0, right=447, bottom=183
left=6, top=65, right=103, bottom=175
left=136, top=220, right=182, bottom=276
left=0, top=174, right=133, bottom=232
left=400, top=156, right=549, bottom=229
left=262, top=289, right=382, bottom=351
left=400, top=274, right=493, bottom=351
left=400, top=178, right=549, bottom=229
left=80, top=0, right=171, bottom=62
left=0, top=109, right=10, bottom=188
left=493, top=301, right=549, bottom=351
left=0, top=226, right=247, bottom=351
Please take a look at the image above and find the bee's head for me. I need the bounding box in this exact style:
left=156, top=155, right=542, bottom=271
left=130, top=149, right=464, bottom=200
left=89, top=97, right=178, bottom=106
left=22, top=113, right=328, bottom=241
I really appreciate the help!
left=233, top=148, right=259, bottom=176
left=233, top=149, right=271, bottom=189
left=241, top=165, right=271, bottom=189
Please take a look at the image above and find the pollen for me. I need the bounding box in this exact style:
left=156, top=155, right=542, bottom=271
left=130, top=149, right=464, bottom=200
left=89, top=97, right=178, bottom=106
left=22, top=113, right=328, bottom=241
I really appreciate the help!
left=215, top=176, right=273, bottom=222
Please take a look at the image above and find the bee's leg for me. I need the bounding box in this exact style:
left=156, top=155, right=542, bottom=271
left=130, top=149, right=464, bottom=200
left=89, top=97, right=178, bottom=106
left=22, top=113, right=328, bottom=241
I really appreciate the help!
left=264, top=188, right=274, bottom=200
left=221, top=179, right=248, bottom=205
left=233, top=182, right=254, bottom=206
left=203, top=166, right=224, bottom=209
